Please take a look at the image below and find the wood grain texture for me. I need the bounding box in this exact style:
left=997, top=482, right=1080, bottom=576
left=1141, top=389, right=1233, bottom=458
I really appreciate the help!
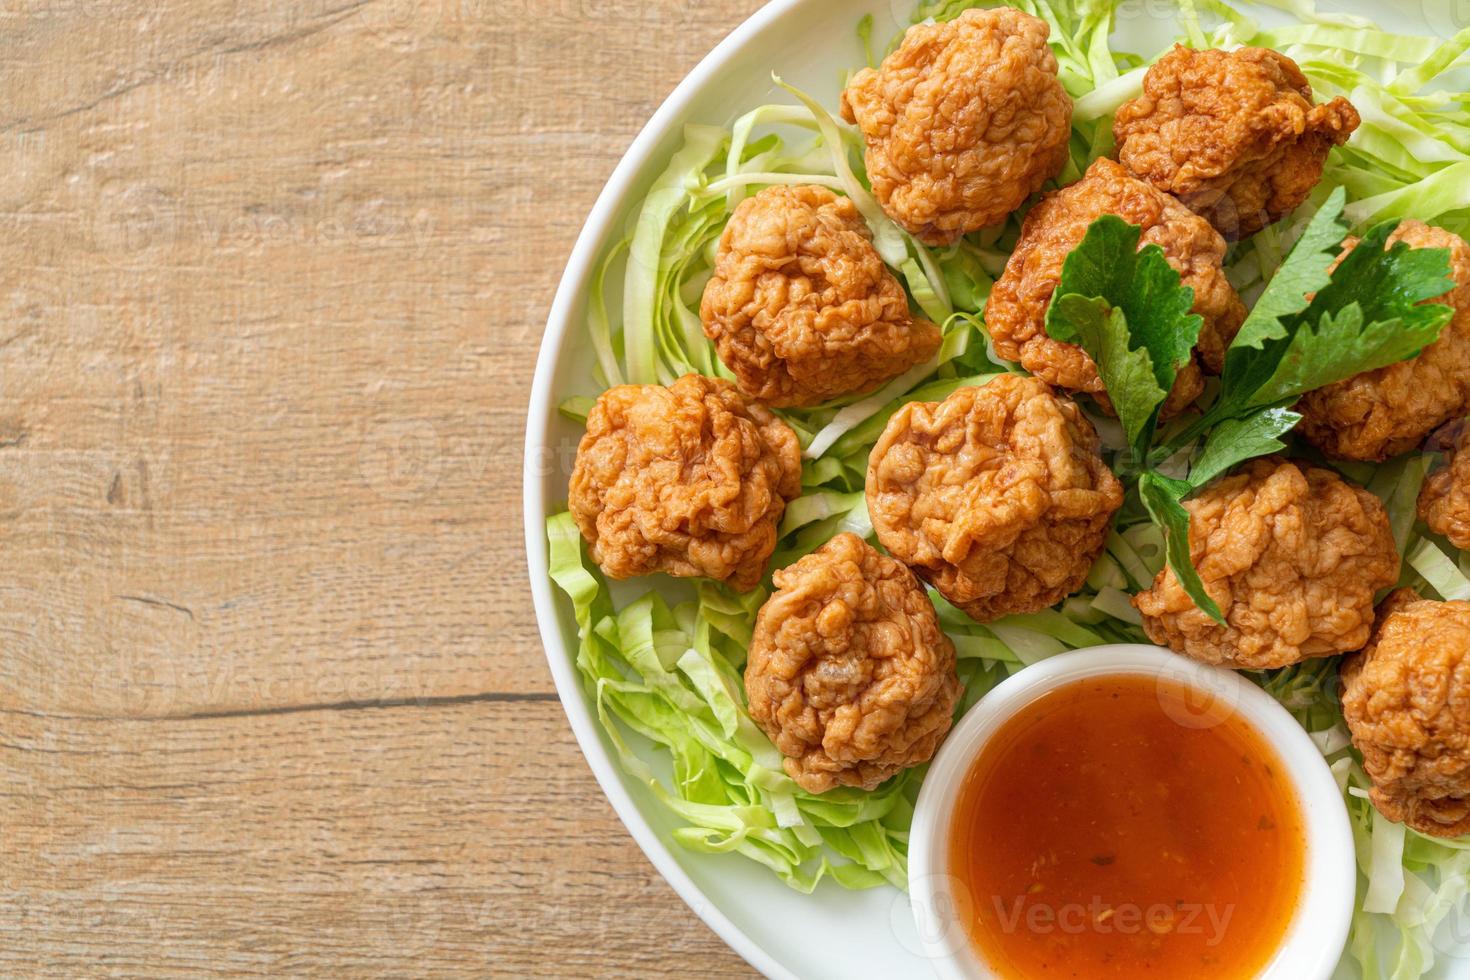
left=0, top=0, right=765, bottom=975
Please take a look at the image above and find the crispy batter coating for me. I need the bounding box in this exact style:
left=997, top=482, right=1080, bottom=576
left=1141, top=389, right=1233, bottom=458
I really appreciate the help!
left=839, top=7, right=1072, bottom=245
left=986, top=158, right=1246, bottom=415
left=1134, top=458, right=1399, bottom=669
left=1342, top=591, right=1470, bottom=838
left=699, top=185, right=941, bottom=408
left=1113, top=45, right=1360, bottom=239
left=1420, top=422, right=1470, bottom=550
left=568, top=374, right=801, bottom=593
left=1298, top=221, right=1470, bottom=461
left=745, top=533, right=960, bottom=793
left=866, top=375, right=1123, bottom=623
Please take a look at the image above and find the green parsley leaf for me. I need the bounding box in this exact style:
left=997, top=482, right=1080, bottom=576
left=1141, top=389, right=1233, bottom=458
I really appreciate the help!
left=1246, top=302, right=1451, bottom=410
left=1211, top=192, right=1349, bottom=420
left=1046, top=216, right=1202, bottom=392
left=1048, top=297, right=1163, bottom=457
left=1214, top=216, right=1454, bottom=420
left=1188, top=408, right=1302, bottom=489
left=1310, top=218, right=1457, bottom=330
left=1225, top=187, right=1349, bottom=359
left=1139, top=471, right=1224, bottom=624
left=1045, top=215, right=1203, bottom=458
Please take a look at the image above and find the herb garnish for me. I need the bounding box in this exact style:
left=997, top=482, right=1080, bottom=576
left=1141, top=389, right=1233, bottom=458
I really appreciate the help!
left=1045, top=187, right=1455, bottom=621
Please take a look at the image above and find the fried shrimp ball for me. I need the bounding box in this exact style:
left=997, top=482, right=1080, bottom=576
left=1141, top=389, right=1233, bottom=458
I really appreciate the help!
left=1134, top=459, right=1399, bottom=669
left=1298, top=221, right=1470, bottom=461
left=1342, top=591, right=1470, bottom=838
left=699, top=185, right=941, bottom=408
left=985, top=157, right=1246, bottom=415
left=745, top=533, right=960, bottom=793
left=866, top=375, right=1124, bottom=623
left=839, top=7, right=1072, bottom=245
left=568, top=374, right=801, bottom=593
left=1113, top=45, right=1360, bottom=239
left=1420, top=423, right=1470, bottom=550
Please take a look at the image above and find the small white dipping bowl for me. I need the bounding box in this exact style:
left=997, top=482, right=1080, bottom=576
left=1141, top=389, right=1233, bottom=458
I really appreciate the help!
left=909, top=644, right=1355, bottom=980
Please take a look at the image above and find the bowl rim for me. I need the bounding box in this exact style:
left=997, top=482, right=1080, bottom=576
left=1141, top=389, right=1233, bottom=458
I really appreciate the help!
left=908, top=644, right=1357, bottom=980
left=522, top=1, right=806, bottom=977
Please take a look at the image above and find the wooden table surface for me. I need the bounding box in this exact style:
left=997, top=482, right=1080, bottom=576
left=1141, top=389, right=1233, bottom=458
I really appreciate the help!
left=1, top=1, right=766, bottom=975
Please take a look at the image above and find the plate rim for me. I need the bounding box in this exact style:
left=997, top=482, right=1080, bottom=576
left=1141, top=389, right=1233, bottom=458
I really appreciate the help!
left=522, top=3, right=1446, bottom=978
left=522, top=1, right=804, bottom=977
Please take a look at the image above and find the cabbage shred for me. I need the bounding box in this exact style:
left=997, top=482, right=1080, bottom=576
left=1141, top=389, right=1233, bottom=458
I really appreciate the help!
left=547, top=1, right=1470, bottom=975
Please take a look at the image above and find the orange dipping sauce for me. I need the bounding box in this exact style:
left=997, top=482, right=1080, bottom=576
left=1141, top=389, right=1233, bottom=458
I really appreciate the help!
left=948, top=674, right=1306, bottom=979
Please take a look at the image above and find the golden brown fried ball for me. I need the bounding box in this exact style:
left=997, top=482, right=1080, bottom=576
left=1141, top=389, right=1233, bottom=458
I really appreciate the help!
left=699, top=185, right=941, bottom=408
left=1113, top=45, right=1360, bottom=239
left=1298, top=221, right=1470, bottom=461
left=1134, top=458, right=1399, bottom=669
left=1342, top=590, right=1470, bottom=839
left=568, top=374, right=801, bottom=593
left=866, top=374, right=1123, bottom=623
left=839, top=7, right=1072, bottom=245
left=745, top=533, right=960, bottom=793
left=985, top=157, right=1246, bottom=416
left=1420, top=423, right=1470, bottom=550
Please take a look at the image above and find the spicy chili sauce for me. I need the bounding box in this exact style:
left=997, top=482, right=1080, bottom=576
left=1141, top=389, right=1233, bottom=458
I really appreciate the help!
left=948, top=674, right=1306, bottom=978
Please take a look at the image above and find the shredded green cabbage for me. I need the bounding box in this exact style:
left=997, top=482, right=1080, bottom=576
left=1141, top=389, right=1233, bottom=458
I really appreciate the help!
left=549, top=513, right=915, bottom=891
left=546, top=0, right=1470, bottom=974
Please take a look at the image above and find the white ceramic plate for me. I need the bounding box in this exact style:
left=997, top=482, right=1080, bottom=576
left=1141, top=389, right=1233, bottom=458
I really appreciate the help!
left=524, top=2, right=1457, bottom=977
